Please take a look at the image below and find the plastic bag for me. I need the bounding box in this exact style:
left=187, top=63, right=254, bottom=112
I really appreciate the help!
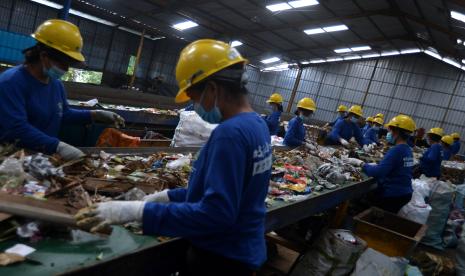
left=166, top=154, right=191, bottom=170
left=171, top=111, right=217, bottom=147
left=271, top=135, right=284, bottom=146
left=398, top=191, right=432, bottom=224
left=350, top=248, right=407, bottom=276
left=421, top=180, right=455, bottom=250
left=290, top=229, right=367, bottom=276
left=0, top=157, right=26, bottom=189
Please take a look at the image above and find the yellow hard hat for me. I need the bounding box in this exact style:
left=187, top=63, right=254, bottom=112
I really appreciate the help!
left=175, top=39, right=248, bottom=103
left=32, top=19, right=85, bottom=62
left=366, top=116, right=374, bottom=122
left=337, top=105, right=348, bottom=112
left=385, top=114, right=416, bottom=133
left=373, top=117, right=384, bottom=126
left=451, top=132, right=460, bottom=139
left=348, top=105, right=363, bottom=117
left=267, top=93, right=283, bottom=104
left=375, top=113, right=384, bottom=119
left=441, top=135, right=454, bottom=146
left=297, top=97, right=316, bottom=111
left=427, top=127, right=444, bottom=137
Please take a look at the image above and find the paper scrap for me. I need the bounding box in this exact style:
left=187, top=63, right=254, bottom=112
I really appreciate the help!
left=5, top=244, right=36, bottom=257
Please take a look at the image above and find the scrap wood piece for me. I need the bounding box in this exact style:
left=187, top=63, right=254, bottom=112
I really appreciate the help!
left=83, top=178, right=161, bottom=194
left=0, top=192, right=76, bottom=226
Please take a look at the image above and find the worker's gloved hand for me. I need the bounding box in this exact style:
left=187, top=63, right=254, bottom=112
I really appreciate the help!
left=143, top=189, right=170, bottom=203
left=75, top=201, right=145, bottom=233
left=92, top=110, right=125, bottom=128
left=56, top=142, right=85, bottom=161
left=344, top=157, right=365, bottom=167
left=339, top=138, right=349, bottom=147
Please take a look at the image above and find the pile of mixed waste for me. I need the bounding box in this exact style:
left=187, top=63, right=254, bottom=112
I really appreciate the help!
left=0, top=147, right=192, bottom=211
left=442, top=160, right=465, bottom=184
left=75, top=98, right=178, bottom=116
left=267, top=141, right=367, bottom=204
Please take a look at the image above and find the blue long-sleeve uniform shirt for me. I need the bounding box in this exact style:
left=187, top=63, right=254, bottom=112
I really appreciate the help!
left=327, top=119, right=366, bottom=146
left=142, top=112, right=272, bottom=269
left=363, top=144, right=414, bottom=197
left=451, top=140, right=461, bottom=155
left=361, top=124, right=370, bottom=135
left=283, top=116, right=305, bottom=147
left=364, top=127, right=379, bottom=145
left=263, top=110, right=281, bottom=135
left=420, top=143, right=443, bottom=177
left=328, top=115, right=344, bottom=127
left=0, top=65, right=91, bottom=154
left=443, top=146, right=452, bottom=161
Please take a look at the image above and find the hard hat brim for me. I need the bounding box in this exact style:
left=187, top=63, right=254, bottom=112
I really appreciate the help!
left=175, top=89, right=190, bottom=103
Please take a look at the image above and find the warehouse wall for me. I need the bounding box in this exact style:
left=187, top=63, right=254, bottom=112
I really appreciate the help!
left=0, top=0, right=188, bottom=95
left=248, top=54, right=465, bottom=152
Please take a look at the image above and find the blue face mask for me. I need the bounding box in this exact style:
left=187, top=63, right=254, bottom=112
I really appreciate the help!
left=372, top=126, right=380, bottom=131
left=299, top=114, right=306, bottom=120
left=351, top=117, right=358, bottom=124
left=386, top=132, right=395, bottom=144
left=44, top=65, right=66, bottom=80
left=194, top=91, right=222, bottom=124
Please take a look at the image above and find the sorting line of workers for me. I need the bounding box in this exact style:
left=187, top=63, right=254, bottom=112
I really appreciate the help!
left=0, top=18, right=464, bottom=273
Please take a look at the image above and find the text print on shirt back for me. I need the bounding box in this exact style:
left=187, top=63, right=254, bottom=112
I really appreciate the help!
left=404, top=157, right=414, bottom=167
left=57, top=102, right=63, bottom=118
left=253, top=143, right=272, bottom=176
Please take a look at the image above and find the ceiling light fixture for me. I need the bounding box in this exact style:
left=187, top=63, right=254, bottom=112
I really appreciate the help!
left=323, top=24, right=349, bottom=32
left=172, top=20, right=198, bottom=31
left=261, top=57, right=281, bottom=64
left=230, top=40, right=243, bottom=47
left=451, top=10, right=465, bottom=23
left=400, top=48, right=421, bottom=54
left=327, top=57, right=343, bottom=62
left=458, top=38, right=463, bottom=44
left=362, top=53, right=381, bottom=58
left=351, top=46, right=371, bottom=51
left=304, top=24, right=348, bottom=35
left=344, top=55, right=361, bottom=60
left=334, top=48, right=352, bottom=53
left=288, top=0, right=319, bottom=8
left=381, top=50, right=400, bottom=56
left=266, top=2, right=292, bottom=12
left=304, top=28, right=325, bottom=35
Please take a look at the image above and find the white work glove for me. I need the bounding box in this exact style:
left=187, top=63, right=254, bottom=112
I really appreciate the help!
left=56, top=141, right=85, bottom=161
left=92, top=110, right=125, bottom=128
left=75, top=201, right=145, bottom=233
left=143, top=189, right=170, bottom=203
left=339, top=138, right=350, bottom=147
left=344, top=157, right=365, bottom=167
left=363, top=144, right=370, bottom=152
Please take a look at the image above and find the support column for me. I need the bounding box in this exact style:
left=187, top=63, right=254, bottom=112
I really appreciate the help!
left=129, top=29, right=146, bottom=88
left=60, top=0, right=72, bottom=20
left=440, top=73, right=462, bottom=127
left=361, top=59, right=379, bottom=107
left=286, top=67, right=303, bottom=113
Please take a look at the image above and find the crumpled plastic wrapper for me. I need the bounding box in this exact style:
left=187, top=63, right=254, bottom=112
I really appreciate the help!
left=24, top=153, right=64, bottom=180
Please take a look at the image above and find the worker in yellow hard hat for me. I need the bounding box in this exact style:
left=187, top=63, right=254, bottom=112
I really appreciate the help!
left=362, top=116, right=374, bottom=135
left=263, top=93, right=283, bottom=135
left=76, top=39, right=271, bottom=274
left=441, top=135, right=454, bottom=161
left=327, top=105, right=347, bottom=127
left=419, top=127, right=445, bottom=178
left=283, top=97, right=316, bottom=147
left=0, top=19, right=124, bottom=160
left=363, top=115, right=416, bottom=213
left=326, top=105, right=366, bottom=147
left=450, top=132, right=461, bottom=156
left=364, top=117, right=383, bottom=145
